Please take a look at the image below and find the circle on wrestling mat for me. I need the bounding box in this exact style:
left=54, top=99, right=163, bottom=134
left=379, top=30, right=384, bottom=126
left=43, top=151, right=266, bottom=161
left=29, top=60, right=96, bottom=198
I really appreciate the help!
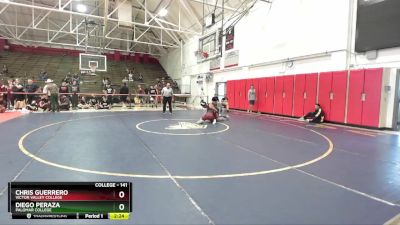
left=136, top=119, right=229, bottom=135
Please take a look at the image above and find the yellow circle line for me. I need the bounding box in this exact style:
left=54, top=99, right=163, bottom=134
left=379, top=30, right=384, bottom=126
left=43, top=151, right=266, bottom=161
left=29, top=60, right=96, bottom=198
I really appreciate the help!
left=18, top=115, right=334, bottom=179
left=136, top=119, right=230, bottom=136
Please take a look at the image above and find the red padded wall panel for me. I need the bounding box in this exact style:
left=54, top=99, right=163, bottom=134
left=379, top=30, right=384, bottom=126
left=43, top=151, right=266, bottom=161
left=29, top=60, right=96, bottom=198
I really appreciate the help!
left=293, top=74, right=306, bottom=117
left=226, top=81, right=235, bottom=109
left=266, top=77, right=275, bottom=113
left=282, top=76, right=294, bottom=116
left=347, top=69, right=365, bottom=125
left=238, top=79, right=248, bottom=110
left=257, top=78, right=267, bottom=113
left=233, top=80, right=241, bottom=109
left=329, top=71, right=348, bottom=123
left=304, top=73, right=318, bottom=115
left=274, top=76, right=284, bottom=115
left=318, top=72, right=333, bottom=121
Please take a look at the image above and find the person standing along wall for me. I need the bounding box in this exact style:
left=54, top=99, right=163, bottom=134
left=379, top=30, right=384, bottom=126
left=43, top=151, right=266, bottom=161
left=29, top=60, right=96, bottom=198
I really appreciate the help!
left=103, top=84, right=115, bottom=107
left=43, top=79, right=59, bottom=112
left=161, top=83, right=173, bottom=114
left=71, top=80, right=80, bottom=110
left=25, top=79, right=39, bottom=105
left=247, top=84, right=256, bottom=113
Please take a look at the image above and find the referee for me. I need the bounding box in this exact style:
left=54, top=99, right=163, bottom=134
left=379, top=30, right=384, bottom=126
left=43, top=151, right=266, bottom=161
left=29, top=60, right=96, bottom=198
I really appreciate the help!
left=161, top=83, right=173, bottom=114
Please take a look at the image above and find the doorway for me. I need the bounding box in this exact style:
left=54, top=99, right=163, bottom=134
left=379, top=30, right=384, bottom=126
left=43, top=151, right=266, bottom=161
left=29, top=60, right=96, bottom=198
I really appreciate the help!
left=215, top=82, right=226, bottom=101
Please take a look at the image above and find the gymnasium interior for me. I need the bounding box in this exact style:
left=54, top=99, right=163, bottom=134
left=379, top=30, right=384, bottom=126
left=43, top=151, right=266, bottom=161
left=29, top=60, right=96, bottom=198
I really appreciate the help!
left=0, top=0, right=400, bottom=224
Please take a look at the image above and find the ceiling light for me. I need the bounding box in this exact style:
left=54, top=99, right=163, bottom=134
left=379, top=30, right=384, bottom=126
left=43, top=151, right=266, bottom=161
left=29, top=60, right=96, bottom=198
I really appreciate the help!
left=76, top=4, right=87, bottom=13
left=158, top=8, right=168, bottom=17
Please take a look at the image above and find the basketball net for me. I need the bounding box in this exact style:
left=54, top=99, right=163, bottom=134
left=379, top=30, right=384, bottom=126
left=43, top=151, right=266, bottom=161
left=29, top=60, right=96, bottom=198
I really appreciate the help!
left=195, top=50, right=209, bottom=62
left=90, top=65, right=97, bottom=74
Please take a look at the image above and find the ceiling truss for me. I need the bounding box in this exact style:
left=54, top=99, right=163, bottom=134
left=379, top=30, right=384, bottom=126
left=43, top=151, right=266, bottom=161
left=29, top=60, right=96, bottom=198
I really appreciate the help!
left=0, top=0, right=251, bottom=57
left=0, top=0, right=203, bottom=57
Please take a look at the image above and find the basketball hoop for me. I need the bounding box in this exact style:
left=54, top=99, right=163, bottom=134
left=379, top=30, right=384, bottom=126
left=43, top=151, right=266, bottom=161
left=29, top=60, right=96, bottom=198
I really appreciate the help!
left=195, top=50, right=209, bottom=62
left=90, top=65, right=97, bottom=73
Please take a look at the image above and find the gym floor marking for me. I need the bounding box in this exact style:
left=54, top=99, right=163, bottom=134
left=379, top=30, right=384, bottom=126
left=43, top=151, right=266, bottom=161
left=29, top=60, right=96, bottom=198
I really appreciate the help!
left=18, top=114, right=334, bottom=179
left=136, top=119, right=229, bottom=135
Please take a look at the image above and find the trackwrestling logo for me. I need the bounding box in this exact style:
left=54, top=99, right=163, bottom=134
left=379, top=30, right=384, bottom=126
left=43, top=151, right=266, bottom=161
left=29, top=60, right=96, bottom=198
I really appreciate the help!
left=165, top=122, right=207, bottom=130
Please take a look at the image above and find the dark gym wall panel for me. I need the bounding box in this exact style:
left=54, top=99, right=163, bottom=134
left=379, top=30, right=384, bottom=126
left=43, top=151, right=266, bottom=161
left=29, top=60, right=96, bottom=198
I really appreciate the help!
left=356, top=0, right=400, bottom=52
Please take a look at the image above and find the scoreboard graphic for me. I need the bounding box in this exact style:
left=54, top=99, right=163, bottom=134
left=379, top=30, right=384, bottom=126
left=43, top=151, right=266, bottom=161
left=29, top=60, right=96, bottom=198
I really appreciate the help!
left=8, top=182, right=132, bottom=220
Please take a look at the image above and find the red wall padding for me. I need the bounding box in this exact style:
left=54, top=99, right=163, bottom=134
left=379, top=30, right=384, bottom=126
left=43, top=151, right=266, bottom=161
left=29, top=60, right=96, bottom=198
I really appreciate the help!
left=303, top=73, right=318, bottom=116
left=222, top=68, right=384, bottom=127
left=293, top=74, right=306, bottom=117
left=273, top=76, right=284, bottom=115
left=282, top=76, right=294, bottom=116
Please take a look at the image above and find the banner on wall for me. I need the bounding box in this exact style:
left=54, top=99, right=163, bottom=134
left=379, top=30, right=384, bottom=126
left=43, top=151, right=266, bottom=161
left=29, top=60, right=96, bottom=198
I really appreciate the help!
left=210, top=57, right=221, bottom=71
left=225, top=26, right=234, bottom=51
left=224, top=50, right=239, bottom=68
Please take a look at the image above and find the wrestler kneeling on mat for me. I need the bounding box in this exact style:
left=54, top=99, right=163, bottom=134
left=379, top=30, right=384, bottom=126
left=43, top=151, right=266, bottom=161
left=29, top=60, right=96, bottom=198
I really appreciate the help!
left=196, top=97, right=228, bottom=125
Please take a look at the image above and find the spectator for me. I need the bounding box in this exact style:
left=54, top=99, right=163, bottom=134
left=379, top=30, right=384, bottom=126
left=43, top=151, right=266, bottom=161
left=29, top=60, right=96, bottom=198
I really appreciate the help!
left=71, top=80, right=80, bottom=110
left=128, top=71, right=134, bottom=81
left=2, top=65, right=8, bottom=75
left=72, top=74, right=80, bottom=84
left=59, top=81, right=69, bottom=94
left=6, top=79, right=13, bottom=110
left=144, top=86, right=150, bottom=104
left=78, top=96, right=90, bottom=109
left=122, top=77, right=128, bottom=83
left=103, top=84, right=115, bottom=106
left=154, top=84, right=161, bottom=105
left=0, top=89, right=5, bottom=113
left=25, top=79, right=39, bottom=104
left=138, top=73, right=143, bottom=81
left=0, top=81, right=6, bottom=109
left=26, top=100, right=38, bottom=111
left=59, top=95, right=70, bottom=111
left=299, top=104, right=325, bottom=123
left=38, top=70, right=48, bottom=81
left=119, top=83, right=129, bottom=104
left=161, top=83, right=173, bottom=114
left=96, top=96, right=111, bottom=110
left=137, top=85, right=144, bottom=105
left=88, top=95, right=98, bottom=108
left=172, top=80, right=178, bottom=88
left=102, top=77, right=110, bottom=88
left=13, top=78, right=25, bottom=110
left=149, top=85, right=157, bottom=108
left=43, top=79, right=59, bottom=112
left=247, top=84, right=256, bottom=113
left=38, top=96, right=50, bottom=111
